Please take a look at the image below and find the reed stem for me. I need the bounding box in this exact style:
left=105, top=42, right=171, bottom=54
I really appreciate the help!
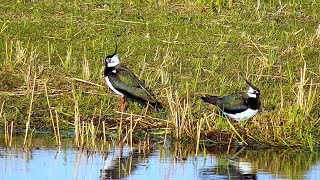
left=24, top=72, right=36, bottom=147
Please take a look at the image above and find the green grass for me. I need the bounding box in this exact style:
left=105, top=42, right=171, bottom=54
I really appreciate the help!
left=0, top=0, right=319, bottom=149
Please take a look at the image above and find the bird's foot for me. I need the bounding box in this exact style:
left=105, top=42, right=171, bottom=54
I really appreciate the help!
left=118, top=96, right=126, bottom=112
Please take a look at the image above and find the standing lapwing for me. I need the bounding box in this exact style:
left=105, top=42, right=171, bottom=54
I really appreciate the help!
left=104, top=46, right=163, bottom=111
left=201, top=79, right=260, bottom=121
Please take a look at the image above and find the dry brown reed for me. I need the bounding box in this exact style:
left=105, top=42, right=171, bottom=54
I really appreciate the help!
left=23, top=72, right=36, bottom=147
left=44, top=82, right=59, bottom=145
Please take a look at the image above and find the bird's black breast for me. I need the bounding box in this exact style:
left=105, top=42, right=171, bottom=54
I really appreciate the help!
left=104, top=66, right=115, bottom=77
left=247, top=97, right=260, bottom=110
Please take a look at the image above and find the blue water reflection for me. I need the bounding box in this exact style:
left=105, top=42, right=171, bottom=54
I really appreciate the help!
left=0, top=142, right=319, bottom=180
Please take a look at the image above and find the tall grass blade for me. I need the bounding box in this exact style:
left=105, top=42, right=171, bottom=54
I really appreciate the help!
left=24, top=72, right=36, bottom=147
left=226, top=119, right=248, bottom=145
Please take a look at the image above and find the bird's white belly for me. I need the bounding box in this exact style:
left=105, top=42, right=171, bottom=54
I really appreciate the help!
left=224, top=109, right=258, bottom=121
left=105, top=76, right=123, bottom=96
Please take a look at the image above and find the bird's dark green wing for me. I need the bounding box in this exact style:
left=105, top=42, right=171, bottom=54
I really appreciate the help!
left=108, top=66, right=158, bottom=103
left=115, top=66, right=141, bottom=86
left=217, top=94, right=249, bottom=114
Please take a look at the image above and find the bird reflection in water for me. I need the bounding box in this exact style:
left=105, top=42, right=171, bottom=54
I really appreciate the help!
left=100, top=144, right=151, bottom=180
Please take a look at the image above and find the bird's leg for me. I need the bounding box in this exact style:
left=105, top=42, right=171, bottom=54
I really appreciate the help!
left=118, top=96, right=126, bottom=112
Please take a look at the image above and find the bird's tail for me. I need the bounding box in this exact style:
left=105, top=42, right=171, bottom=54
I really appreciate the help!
left=201, top=95, right=218, bottom=105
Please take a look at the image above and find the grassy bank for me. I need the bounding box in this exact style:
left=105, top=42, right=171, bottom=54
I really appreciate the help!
left=0, top=0, right=319, bottom=149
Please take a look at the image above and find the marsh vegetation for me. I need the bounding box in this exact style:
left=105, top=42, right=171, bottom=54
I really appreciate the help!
left=0, top=0, right=319, bottom=150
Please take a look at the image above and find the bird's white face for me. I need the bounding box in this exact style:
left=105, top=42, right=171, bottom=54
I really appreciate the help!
left=106, top=54, right=120, bottom=67
left=247, top=86, right=260, bottom=98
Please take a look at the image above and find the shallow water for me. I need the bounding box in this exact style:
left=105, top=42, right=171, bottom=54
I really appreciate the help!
left=1, top=136, right=320, bottom=180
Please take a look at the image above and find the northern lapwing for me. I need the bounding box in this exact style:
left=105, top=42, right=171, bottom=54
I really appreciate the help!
left=104, top=46, right=163, bottom=111
left=201, top=79, right=260, bottom=121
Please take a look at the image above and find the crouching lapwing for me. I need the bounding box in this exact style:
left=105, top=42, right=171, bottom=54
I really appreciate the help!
left=201, top=79, right=260, bottom=121
left=104, top=46, right=163, bottom=111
